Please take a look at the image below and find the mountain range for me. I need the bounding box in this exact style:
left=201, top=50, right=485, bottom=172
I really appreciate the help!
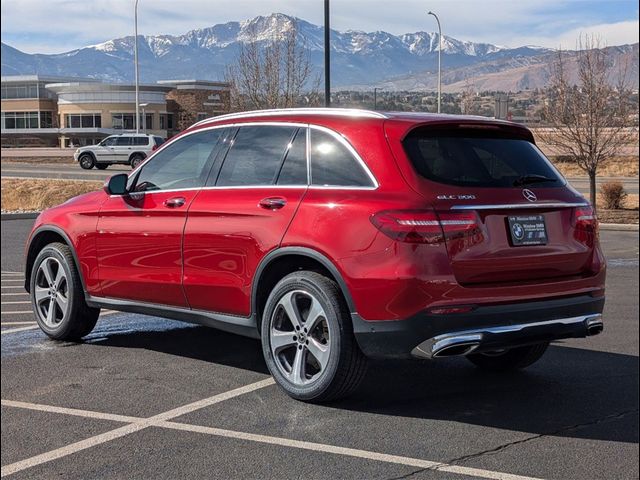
left=1, top=13, right=638, bottom=92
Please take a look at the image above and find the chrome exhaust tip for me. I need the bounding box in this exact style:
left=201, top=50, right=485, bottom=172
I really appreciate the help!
left=586, top=317, right=604, bottom=336
left=412, top=333, right=483, bottom=359
left=432, top=341, right=481, bottom=358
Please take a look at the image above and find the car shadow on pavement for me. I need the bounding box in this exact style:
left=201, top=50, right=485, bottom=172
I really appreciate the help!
left=89, top=323, right=638, bottom=444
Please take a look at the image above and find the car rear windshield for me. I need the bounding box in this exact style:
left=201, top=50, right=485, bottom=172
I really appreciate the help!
left=403, top=127, right=564, bottom=188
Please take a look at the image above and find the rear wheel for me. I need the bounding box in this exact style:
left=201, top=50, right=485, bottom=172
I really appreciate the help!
left=95, top=164, right=109, bottom=170
left=130, top=154, right=145, bottom=169
left=466, top=342, right=549, bottom=371
left=78, top=153, right=95, bottom=170
left=261, top=271, right=367, bottom=402
left=30, top=242, right=100, bottom=340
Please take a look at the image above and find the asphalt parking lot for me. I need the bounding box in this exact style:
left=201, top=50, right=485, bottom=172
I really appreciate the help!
left=1, top=218, right=638, bottom=479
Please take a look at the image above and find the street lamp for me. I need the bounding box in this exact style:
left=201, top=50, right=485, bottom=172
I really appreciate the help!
left=134, top=0, right=140, bottom=133
left=139, top=103, right=149, bottom=133
left=427, top=10, right=442, bottom=113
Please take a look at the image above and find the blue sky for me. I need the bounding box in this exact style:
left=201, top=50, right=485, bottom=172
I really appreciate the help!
left=2, top=0, right=638, bottom=54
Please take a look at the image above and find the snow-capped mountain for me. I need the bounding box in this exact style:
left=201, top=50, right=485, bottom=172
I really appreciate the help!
left=3, top=12, right=633, bottom=90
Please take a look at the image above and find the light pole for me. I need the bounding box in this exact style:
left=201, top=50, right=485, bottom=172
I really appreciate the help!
left=427, top=10, right=442, bottom=113
left=134, top=0, right=140, bottom=133
left=324, top=0, right=331, bottom=107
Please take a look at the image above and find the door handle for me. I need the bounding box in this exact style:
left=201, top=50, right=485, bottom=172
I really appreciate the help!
left=259, top=197, right=287, bottom=210
left=164, top=196, right=186, bottom=208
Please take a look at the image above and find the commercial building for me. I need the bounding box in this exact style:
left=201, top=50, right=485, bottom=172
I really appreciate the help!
left=1, top=75, right=230, bottom=148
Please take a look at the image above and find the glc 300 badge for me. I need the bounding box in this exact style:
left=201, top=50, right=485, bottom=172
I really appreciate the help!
left=437, top=194, right=477, bottom=200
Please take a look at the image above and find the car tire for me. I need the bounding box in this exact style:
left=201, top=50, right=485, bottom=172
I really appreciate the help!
left=261, top=271, right=368, bottom=402
left=30, top=242, right=100, bottom=341
left=78, top=153, right=95, bottom=170
left=95, top=164, right=109, bottom=170
left=130, top=154, right=145, bottom=169
left=466, top=342, right=549, bottom=372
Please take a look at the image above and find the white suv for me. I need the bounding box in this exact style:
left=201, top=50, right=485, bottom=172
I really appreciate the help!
left=74, top=134, right=165, bottom=170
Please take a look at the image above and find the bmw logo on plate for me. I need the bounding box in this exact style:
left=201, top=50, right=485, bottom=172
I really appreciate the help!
left=512, top=223, right=525, bottom=240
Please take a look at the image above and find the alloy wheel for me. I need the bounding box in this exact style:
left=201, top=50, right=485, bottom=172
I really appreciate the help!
left=34, top=257, right=69, bottom=327
left=269, top=290, right=331, bottom=386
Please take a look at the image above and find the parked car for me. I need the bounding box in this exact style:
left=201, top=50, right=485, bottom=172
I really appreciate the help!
left=74, top=133, right=164, bottom=170
left=25, top=109, right=605, bottom=402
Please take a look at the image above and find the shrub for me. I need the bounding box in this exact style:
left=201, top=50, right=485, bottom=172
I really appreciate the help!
left=600, top=182, right=628, bottom=210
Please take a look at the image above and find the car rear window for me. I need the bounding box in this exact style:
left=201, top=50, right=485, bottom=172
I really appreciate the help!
left=403, top=128, right=564, bottom=188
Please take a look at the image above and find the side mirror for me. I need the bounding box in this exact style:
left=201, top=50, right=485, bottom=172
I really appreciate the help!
left=104, top=173, right=128, bottom=195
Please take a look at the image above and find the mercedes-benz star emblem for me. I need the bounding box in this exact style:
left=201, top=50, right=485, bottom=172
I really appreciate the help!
left=522, top=189, right=537, bottom=202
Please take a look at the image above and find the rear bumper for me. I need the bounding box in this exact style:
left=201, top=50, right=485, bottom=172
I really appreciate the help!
left=353, top=295, right=605, bottom=359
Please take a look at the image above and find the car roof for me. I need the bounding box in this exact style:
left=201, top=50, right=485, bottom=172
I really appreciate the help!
left=192, top=108, right=525, bottom=131
left=108, top=133, right=153, bottom=137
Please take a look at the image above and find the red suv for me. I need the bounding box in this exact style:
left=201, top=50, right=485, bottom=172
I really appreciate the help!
left=24, top=109, right=605, bottom=401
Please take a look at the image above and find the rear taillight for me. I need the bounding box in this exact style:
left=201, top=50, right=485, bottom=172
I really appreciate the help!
left=152, top=144, right=159, bottom=151
left=370, top=210, right=482, bottom=246
left=573, top=206, right=599, bottom=247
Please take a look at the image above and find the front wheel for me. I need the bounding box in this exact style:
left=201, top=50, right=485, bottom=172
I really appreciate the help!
left=466, top=342, right=549, bottom=371
left=30, top=242, right=100, bottom=340
left=78, top=154, right=95, bottom=170
left=261, top=271, right=367, bottom=402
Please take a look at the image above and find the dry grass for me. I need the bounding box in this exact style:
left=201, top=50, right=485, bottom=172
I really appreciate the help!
left=1, top=178, right=102, bottom=212
left=551, top=156, right=639, bottom=177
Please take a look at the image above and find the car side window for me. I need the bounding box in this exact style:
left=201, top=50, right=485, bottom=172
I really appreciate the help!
left=215, top=125, right=297, bottom=186
left=309, top=129, right=373, bottom=187
left=115, top=137, right=132, bottom=146
left=103, top=137, right=116, bottom=147
left=129, top=129, right=222, bottom=192
left=132, top=137, right=149, bottom=146
left=276, top=128, right=308, bottom=186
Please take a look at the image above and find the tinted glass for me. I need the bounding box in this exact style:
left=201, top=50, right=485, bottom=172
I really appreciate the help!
left=216, top=126, right=296, bottom=186
left=130, top=130, right=222, bottom=192
left=277, top=129, right=307, bottom=185
left=310, top=130, right=372, bottom=187
left=103, top=137, right=116, bottom=146
left=132, top=137, right=149, bottom=146
left=403, top=129, right=564, bottom=188
left=115, top=137, right=132, bottom=146
left=154, top=136, right=165, bottom=146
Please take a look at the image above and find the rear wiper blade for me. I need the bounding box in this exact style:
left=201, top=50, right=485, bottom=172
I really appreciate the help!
left=513, top=174, right=557, bottom=186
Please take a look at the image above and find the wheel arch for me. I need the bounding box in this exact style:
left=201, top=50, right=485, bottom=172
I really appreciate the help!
left=128, top=151, right=147, bottom=162
left=78, top=151, right=96, bottom=161
left=251, top=247, right=356, bottom=331
left=24, top=226, right=86, bottom=294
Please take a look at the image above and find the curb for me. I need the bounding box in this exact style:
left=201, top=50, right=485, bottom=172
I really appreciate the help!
left=1, top=212, right=40, bottom=221
left=599, top=223, right=639, bottom=231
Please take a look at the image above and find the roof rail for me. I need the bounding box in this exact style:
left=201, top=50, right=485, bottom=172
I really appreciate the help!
left=192, top=108, right=388, bottom=127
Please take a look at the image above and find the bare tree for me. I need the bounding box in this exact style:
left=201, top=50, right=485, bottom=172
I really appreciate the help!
left=542, top=35, right=633, bottom=210
left=226, top=21, right=320, bottom=111
left=459, top=77, right=477, bottom=115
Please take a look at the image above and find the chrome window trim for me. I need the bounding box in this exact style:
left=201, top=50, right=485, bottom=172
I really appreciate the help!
left=126, top=120, right=379, bottom=194
left=451, top=202, right=589, bottom=210
left=192, top=108, right=388, bottom=127
left=308, top=124, right=379, bottom=189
